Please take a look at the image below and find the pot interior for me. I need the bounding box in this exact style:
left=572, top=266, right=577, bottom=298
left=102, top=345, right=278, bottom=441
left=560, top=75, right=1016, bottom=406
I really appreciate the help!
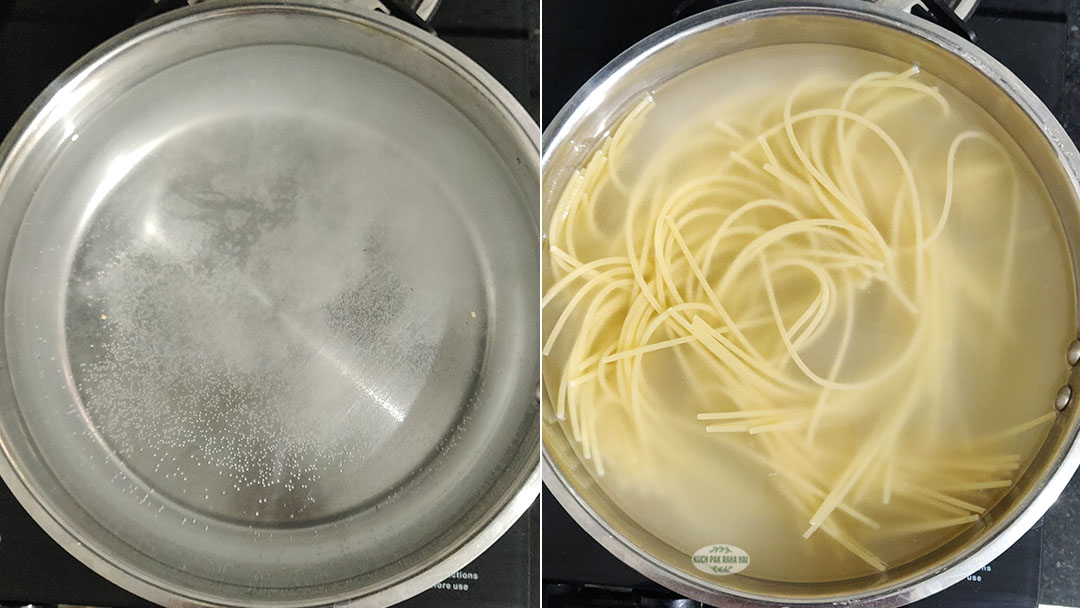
left=0, top=1, right=539, bottom=606
left=542, top=3, right=1080, bottom=604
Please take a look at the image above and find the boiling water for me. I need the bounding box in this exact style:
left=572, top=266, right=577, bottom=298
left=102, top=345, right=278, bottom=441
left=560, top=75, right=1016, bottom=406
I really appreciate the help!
left=542, top=44, right=1075, bottom=582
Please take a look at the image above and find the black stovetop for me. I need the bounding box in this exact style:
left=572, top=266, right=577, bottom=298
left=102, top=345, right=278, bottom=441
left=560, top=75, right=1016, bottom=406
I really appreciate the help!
left=0, top=1, right=538, bottom=607
left=541, top=1, right=1080, bottom=607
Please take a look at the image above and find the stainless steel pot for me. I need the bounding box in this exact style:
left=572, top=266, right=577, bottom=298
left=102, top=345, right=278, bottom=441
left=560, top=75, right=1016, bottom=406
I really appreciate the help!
left=0, top=1, right=539, bottom=606
left=542, top=1, right=1080, bottom=605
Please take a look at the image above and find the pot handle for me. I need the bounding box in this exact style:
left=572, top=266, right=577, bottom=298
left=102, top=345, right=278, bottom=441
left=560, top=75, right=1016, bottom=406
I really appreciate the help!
left=379, top=0, right=438, bottom=35
left=874, top=0, right=977, bottom=43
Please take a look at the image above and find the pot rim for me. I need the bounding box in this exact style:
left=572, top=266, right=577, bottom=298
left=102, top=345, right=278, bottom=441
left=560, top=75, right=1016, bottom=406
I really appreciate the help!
left=541, top=1, right=1080, bottom=606
left=0, top=1, right=540, bottom=607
